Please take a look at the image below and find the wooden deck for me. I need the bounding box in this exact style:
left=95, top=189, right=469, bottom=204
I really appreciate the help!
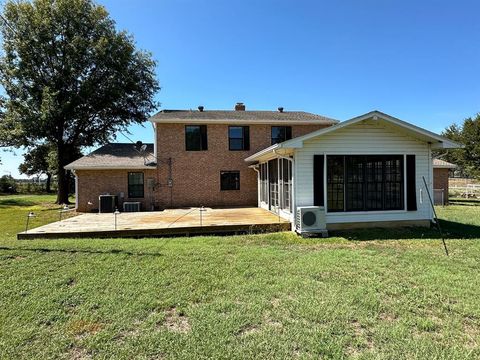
left=17, top=207, right=291, bottom=240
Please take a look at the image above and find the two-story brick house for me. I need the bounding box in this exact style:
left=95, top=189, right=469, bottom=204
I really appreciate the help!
left=66, top=106, right=461, bottom=231
left=66, top=103, right=338, bottom=212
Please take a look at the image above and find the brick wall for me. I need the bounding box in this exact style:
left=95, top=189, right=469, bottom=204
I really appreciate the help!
left=433, top=168, right=449, bottom=204
left=153, top=123, right=329, bottom=208
left=74, top=123, right=330, bottom=212
left=75, top=169, right=157, bottom=212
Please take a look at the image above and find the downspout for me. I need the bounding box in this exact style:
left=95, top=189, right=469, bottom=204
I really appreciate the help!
left=251, top=165, right=261, bottom=207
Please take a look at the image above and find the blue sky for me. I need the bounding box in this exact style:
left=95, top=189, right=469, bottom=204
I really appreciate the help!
left=2, top=0, right=480, bottom=178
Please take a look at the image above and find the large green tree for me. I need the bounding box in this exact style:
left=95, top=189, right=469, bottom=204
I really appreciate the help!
left=438, top=114, right=480, bottom=178
left=0, top=0, right=159, bottom=203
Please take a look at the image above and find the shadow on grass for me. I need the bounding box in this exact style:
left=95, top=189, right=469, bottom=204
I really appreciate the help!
left=0, top=198, right=37, bottom=208
left=0, top=246, right=164, bottom=257
left=333, top=220, right=480, bottom=241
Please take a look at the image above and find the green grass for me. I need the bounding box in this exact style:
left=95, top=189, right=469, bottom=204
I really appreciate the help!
left=0, top=195, right=479, bottom=359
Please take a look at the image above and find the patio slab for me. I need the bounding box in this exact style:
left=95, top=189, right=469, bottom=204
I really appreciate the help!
left=17, top=207, right=291, bottom=240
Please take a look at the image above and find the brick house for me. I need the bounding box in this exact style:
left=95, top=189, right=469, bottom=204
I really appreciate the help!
left=66, top=107, right=461, bottom=231
left=66, top=103, right=338, bottom=212
left=433, top=158, right=456, bottom=205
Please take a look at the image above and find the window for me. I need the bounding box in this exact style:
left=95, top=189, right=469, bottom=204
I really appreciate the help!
left=229, top=126, right=250, bottom=151
left=220, top=171, right=240, bottom=190
left=326, top=155, right=404, bottom=212
left=185, top=125, right=207, bottom=151
left=271, top=126, right=292, bottom=145
left=280, top=158, right=292, bottom=212
left=327, top=156, right=344, bottom=212
left=128, top=172, right=144, bottom=198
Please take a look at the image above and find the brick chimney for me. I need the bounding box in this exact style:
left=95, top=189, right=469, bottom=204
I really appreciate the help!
left=235, top=102, right=246, bottom=111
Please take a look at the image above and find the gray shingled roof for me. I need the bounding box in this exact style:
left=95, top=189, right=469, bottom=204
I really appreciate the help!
left=433, top=158, right=456, bottom=168
left=150, top=110, right=339, bottom=124
left=65, top=143, right=155, bottom=170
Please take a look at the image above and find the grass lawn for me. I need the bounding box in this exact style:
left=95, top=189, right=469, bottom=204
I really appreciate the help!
left=0, top=195, right=479, bottom=359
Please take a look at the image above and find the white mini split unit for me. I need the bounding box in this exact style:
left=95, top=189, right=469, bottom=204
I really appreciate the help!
left=296, top=206, right=328, bottom=237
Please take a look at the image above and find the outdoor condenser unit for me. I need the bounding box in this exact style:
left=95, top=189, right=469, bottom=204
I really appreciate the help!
left=99, top=195, right=118, bottom=213
left=123, top=202, right=141, bottom=212
left=296, top=206, right=327, bottom=236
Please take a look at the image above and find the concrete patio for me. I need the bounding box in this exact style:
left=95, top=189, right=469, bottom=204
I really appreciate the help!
left=17, top=207, right=291, bottom=240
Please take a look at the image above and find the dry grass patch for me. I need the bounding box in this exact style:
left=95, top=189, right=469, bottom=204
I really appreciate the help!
left=163, top=307, right=191, bottom=334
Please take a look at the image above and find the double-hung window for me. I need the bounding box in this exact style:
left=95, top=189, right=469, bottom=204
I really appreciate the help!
left=128, top=172, right=144, bottom=198
left=220, top=171, right=240, bottom=190
left=185, top=125, right=208, bottom=151
left=271, top=126, right=292, bottom=145
left=228, top=126, right=250, bottom=151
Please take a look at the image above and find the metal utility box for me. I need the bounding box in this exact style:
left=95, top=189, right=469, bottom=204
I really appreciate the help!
left=99, top=195, right=118, bottom=213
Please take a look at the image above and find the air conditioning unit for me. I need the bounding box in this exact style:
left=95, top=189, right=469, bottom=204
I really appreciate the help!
left=123, top=201, right=141, bottom=212
left=296, top=206, right=327, bottom=236
left=99, top=195, right=118, bottom=213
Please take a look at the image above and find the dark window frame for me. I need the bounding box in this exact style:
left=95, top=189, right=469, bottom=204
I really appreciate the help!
left=185, top=125, right=208, bottom=151
left=326, top=155, right=404, bottom=212
left=228, top=126, right=250, bottom=151
left=271, top=126, right=292, bottom=145
left=220, top=171, right=240, bottom=191
left=128, top=172, right=144, bottom=198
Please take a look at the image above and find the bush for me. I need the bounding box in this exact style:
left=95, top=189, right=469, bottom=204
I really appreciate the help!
left=0, top=175, right=17, bottom=194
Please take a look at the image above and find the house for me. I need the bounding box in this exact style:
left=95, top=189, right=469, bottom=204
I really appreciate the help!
left=65, top=106, right=461, bottom=231
left=244, top=110, right=460, bottom=230
left=433, top=158, right=456, bottom=205
left=66, top=103, right=338, bottom=212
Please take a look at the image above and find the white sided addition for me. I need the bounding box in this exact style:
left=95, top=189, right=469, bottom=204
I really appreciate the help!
left=245, top=111, right=462, bottom=231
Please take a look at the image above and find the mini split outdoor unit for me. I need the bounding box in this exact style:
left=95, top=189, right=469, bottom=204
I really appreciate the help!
left=296, top=206, right=327, bottom=236
left=123, top=202, right=141, bottom=212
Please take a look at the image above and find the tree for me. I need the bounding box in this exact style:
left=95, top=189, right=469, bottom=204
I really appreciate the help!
left=0, top=0, right=159, bottom=203
left=438, top=114, right=480, bottom=178
left=18, top=143, right=82, bottom=192
left=0, top=175, right=16, bottom=193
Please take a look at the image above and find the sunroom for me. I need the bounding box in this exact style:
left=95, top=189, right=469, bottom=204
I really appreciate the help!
left=246, top=111, right=461, bottom=233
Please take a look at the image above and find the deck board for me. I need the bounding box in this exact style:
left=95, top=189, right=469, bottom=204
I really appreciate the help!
left=18, top=207, right=291, bottom=240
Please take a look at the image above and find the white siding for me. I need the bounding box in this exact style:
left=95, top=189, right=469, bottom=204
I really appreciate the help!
left=294, top=119, right=433, bottom=224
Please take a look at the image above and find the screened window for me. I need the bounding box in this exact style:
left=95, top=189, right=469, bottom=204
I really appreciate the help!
left=220, top=171, right=240, bottom=190
left=128, top=172, right=144, bottom=198
left=229, top=126, right=250, bottom=151
left=185, top=125, right=207, bottom=151
left=260, top=163, right=269, bottom=204
left=326, top=155, right=404, bottom=212
left=271, top=126, right=292, bottom=145
left=280, top=158, right=292, bottom=212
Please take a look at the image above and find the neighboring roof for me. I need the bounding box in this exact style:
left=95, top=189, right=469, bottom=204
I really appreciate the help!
left=65, top=143, right=155, bottom=170
left=149, top=110, right=339, bottom=125
left=433, top=158, right=456, bottom=169
left=245, top=110, right=463, bottom=163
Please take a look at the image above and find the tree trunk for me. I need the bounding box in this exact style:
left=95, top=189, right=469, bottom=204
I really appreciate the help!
left=46, top=173, right=52, bottom=193
left=56, top=143, right=70, bottom=204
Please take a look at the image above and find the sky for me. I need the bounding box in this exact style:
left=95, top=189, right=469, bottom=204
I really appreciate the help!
left=1, top=0, right=480, bottom=178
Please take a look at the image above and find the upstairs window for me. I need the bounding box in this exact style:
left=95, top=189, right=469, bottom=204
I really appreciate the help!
left=185, top=125, right=208, bottom=151
left=220, top=171, right=240, bottom=190
left=228, top=126, right=250, bottom=151
left=128, top=172, right=144, bottom=198
left=271, top=126, right=292, bottom=145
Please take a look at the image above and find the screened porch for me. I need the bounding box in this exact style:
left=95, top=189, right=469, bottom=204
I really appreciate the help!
left=258, top=158, right=293, bottom=220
